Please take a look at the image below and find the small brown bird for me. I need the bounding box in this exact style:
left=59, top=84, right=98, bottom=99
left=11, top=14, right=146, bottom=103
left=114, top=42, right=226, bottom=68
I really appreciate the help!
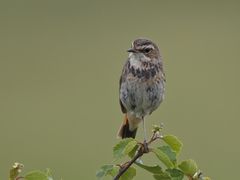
left=118, top=38, right=165, bottom=142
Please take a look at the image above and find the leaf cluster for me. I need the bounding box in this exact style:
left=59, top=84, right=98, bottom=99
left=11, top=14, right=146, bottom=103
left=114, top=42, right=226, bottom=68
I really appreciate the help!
left=9, top=163, right=54, bottom=180
left=97, top=128, right=211, bottom=180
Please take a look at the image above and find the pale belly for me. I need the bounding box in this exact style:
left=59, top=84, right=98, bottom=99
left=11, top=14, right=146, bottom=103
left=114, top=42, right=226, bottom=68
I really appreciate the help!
left=120, top=78, right=165, bottom=118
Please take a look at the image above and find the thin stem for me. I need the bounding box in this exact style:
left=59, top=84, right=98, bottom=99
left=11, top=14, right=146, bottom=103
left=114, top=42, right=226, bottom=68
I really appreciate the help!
left=113, top=148, right=144, bottom=180
left=148, top=132, right=160, bottom=145
left=113, top=131, right=160, bottom=180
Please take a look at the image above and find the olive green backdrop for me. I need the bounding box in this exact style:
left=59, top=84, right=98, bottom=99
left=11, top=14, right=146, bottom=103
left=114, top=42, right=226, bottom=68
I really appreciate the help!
left=1, top=0, right=239, bottom=179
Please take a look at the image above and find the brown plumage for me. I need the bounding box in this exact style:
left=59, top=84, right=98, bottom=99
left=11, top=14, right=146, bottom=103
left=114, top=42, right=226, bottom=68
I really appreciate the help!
left=118, top=38, right=165, bottom=139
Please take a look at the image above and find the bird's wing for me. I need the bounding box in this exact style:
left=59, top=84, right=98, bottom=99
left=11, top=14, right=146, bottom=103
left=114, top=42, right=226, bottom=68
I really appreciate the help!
left=119, top=74, right=127, bottom=113
left=119, top=61, right=129, bottom=114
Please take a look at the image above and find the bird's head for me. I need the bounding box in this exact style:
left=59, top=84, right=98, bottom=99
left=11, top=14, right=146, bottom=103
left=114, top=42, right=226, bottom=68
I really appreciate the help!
left=127, top=38, right=161, bottom=61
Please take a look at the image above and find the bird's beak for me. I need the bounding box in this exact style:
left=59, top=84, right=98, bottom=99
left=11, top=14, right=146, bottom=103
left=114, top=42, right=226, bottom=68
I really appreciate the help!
left=127, top=48, right=137, bottom=53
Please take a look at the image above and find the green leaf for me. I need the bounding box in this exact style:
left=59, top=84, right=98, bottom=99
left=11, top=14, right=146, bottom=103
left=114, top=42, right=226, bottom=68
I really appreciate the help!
left=158, top=146, right=177, bottom=165
left=135, top=162, right=163, bottom=174
left=24, top=170, right=48, bottom=180
left=120, top=167, right=136, bottom=180
left=96, top=165, right=118, bottom=179
left=153, top=172, right=171, bottom=180
left=125, top=140, right=138, bottom=155
left=163, top=135, right=183, bottom=154
left=128, top=144, right=139, bottom=158
left=152, top=148, right=174, bottom=168
left=109, top=166, right=119, bottom=177
left=178, top=159, right=198, bottom=176
left=96, top=164, right=135, bottom=180
left=166, top=169, right=184, bottom=180
left=113, top=138, right=137, bottom=160
left=96, top=165, right=112, bottom=179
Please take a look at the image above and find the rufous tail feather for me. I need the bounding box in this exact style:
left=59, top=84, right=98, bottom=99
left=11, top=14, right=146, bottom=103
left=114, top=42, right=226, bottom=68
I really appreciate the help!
left=117, top=114, right=137, bottom=139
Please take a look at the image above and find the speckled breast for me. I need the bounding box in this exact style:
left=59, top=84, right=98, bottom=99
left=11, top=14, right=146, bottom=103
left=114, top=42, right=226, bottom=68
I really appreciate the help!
left=120, top=61, right=165, bottom=118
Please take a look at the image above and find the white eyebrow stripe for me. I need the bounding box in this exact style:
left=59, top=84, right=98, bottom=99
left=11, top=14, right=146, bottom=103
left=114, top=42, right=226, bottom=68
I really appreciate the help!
left=142, top=44, right=154, bottom=49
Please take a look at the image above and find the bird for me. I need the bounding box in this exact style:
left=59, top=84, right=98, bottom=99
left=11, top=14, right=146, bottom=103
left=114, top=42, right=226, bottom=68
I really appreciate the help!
left=118, top=38, right=165, bottom=144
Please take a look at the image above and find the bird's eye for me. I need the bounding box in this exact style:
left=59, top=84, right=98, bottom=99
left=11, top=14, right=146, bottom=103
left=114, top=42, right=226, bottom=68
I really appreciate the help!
left=143, top=48, right=152, bottom=53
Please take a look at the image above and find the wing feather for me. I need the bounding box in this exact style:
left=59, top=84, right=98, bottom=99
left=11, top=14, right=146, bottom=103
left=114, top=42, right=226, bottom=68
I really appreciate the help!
left=119, top=61, right=129, bottom=113
left=119, top=75, right=127, bottom=113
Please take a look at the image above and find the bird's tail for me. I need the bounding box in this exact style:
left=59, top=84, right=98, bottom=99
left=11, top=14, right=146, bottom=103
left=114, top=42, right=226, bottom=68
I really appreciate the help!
left=117, top=114, right=138, bottom=139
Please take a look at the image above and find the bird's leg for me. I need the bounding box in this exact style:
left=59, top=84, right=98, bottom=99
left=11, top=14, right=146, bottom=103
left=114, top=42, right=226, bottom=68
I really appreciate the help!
left=142, top=117, right=149, bottom=152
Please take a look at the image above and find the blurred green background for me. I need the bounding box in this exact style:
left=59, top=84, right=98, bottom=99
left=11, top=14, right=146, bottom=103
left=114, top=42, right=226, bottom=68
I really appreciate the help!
left=1, top=0, right=239, bottom=179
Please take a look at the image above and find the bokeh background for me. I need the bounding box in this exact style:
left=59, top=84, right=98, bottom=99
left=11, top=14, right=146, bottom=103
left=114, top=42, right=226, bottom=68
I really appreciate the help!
left=1, top=0, right=240, bottom=179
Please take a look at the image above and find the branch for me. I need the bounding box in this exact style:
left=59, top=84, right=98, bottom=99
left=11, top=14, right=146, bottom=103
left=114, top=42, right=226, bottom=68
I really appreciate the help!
left=98, top=124, right=211, bottom=180
left=113, top=132, right=160, bottom=180
left=113, top=147, right=144, bottom=180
